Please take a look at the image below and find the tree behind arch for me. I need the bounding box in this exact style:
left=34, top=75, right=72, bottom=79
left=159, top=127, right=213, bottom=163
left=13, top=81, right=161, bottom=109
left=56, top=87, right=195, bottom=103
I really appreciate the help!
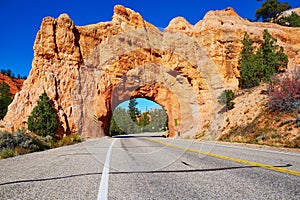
left=128, top=99, right=139, bottom=122
left=28, top=91, right=58, bottom=137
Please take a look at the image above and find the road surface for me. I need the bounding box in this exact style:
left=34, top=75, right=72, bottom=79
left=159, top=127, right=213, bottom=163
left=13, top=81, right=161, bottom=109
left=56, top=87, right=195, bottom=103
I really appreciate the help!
left=0, top=133, right=299, bottom=199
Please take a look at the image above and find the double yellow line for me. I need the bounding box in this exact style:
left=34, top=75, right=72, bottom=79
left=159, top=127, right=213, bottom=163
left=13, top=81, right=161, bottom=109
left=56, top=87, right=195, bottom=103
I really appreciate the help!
left=146, top=138, right=300, bottom=177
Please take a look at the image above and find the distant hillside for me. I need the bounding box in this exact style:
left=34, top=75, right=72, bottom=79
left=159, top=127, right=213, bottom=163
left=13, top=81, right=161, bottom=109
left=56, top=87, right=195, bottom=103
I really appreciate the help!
left=0, top=73, right=24, bottom=95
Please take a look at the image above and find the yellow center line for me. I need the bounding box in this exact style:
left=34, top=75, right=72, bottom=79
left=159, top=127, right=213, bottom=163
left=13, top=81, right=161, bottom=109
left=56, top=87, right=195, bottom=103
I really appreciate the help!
left=146, top=138, right=300, bottom=177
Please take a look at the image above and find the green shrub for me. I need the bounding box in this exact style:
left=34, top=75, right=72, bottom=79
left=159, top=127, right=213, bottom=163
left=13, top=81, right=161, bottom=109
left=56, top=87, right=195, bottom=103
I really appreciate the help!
left=0, top=131, right=50, bottom=159
left=55, top=134, right=83, bottom=147
left=0, top=130, right=82, bottom=159
left=0, top=132, right=16, bottom=150
left=218, top=90, right=235, bottom=110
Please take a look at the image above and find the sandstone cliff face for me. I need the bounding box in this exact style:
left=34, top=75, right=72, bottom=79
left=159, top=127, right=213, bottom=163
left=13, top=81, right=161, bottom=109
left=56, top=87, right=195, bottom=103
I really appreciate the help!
left=166, top=7, right=300, bottom=88
left=1, top=5, right=299, bottom=139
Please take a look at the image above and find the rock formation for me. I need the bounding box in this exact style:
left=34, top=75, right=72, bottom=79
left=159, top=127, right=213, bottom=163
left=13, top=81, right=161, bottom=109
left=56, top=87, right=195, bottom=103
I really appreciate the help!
left=0, top=73, right=24, bottom=95
left=1, top=5, right=300, bottom=138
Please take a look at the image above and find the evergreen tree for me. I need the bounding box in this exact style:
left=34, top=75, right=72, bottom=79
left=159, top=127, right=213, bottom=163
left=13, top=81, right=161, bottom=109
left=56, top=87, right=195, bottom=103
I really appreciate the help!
left=239, top=30, right=288, bottom=88
left=110, top=106, right=169, bottom=134
left=0, top=82, right=12, bottom=120
left=256, top=0, right=291, bottom=22
left=128, top=99, right=139, bottom=122
left=146, top=109, right=168, bottom=132
left=28, top=91, right=58, bottom=137
left=6, top=69, right=12, bottom=78
left=109, top=117, right=124, bottom=136
left=110, top=107, right=139, bottom=135
left=261, top=29, right=288, bottom=75
left=239, top=32, right=262, bottom=88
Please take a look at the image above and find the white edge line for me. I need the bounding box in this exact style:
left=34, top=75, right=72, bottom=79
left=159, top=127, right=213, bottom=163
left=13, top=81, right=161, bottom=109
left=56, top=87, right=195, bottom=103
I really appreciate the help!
left=97, top=139, right=117, bottom=200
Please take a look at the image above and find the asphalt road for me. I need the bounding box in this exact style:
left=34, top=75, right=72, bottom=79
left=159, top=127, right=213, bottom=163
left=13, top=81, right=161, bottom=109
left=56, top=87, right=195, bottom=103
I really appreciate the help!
left=0, top=133, right=299, bottom=200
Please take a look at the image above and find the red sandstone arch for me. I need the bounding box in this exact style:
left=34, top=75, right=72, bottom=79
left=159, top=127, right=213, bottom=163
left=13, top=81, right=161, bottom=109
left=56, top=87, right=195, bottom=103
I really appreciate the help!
left=72, top=28, right=225, bottom=138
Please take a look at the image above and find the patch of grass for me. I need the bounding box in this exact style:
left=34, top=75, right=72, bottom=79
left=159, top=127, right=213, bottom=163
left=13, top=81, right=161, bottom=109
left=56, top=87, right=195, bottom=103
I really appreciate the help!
left=54, top=134, right=83, bottom=147
left=0, top=148, right=16, bottom=159
left=193, top=132, right=205, bottom=140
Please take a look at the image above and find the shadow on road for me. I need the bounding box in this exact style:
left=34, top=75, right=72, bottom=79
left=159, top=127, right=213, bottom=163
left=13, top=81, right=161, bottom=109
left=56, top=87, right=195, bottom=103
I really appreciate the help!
left=109, top=164, right=293, bottom=175
left=0, top=164, right=292, bottom=186
left=112, top=135, right=165, bottom=139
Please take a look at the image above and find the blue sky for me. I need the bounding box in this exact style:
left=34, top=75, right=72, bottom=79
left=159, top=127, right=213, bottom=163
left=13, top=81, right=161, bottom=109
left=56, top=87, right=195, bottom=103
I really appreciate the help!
left=0, top=0, right=299, bottom=77
left=118, top=98, right=163, bottom=112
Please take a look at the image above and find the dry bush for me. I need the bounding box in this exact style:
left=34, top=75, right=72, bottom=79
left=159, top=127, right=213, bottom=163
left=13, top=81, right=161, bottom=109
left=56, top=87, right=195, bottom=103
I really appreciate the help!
left=268, top=67, right=300, bottom=112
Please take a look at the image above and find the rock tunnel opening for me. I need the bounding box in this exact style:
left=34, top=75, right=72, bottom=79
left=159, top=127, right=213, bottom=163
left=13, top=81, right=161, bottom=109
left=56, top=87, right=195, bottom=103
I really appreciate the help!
left=109, top=98, right=168, bottom=136
left=107, top=83, right=183, bottom=138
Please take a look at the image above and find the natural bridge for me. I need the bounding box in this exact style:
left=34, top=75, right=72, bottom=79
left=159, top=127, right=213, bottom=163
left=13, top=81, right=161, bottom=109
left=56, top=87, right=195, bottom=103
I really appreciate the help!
left=2, top=5, right=299, bottom=138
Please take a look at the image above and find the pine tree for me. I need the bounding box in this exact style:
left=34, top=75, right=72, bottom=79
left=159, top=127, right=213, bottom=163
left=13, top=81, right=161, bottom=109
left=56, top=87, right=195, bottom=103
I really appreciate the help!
left=239, top=32, right=261, bottom=88
left=28, top=91, right=58, bottom=137
left=109, top=117, right=124, bottom=136
left=256, top=0, right=291, bottom=22
left=261, top=29, right=288, bottom=75
left=0, top=82, right=12, bottom=120
left=239, top=30, right=288, bottom=88
left=128, top=99, right=139, bottom=122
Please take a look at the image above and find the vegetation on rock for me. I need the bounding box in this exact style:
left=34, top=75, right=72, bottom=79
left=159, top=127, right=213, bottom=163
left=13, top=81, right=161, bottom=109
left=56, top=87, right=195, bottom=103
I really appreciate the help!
left=0, top=68, right=26, bottom=120
left=239, top=30, right=288, bottom=88
left=277, top=11, right=300, bottom=27
left=255, top=0, right=300, bottom=27
left=28, top=91, right=58, bottom=138
left=268, top=67, right=300, bottom=112
left=255, top=0, right=291, bottom=22
left=218, top=90, right=235, bottom=110
left=220, top=110, right=300, bottom=148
